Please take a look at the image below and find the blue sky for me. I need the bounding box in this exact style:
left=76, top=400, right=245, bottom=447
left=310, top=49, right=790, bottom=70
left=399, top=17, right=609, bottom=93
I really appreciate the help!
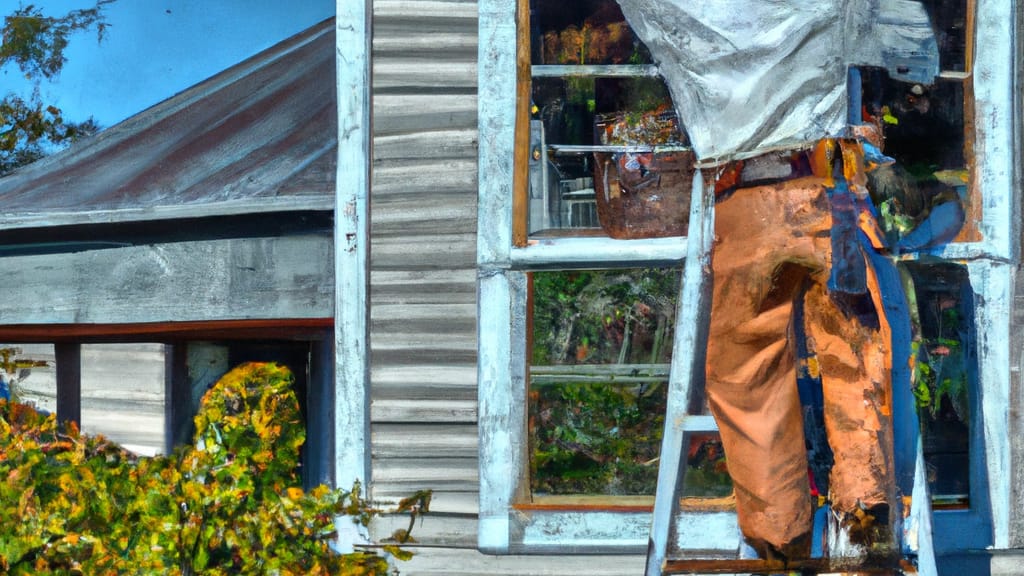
left=3, top=0, right=333, bottom=128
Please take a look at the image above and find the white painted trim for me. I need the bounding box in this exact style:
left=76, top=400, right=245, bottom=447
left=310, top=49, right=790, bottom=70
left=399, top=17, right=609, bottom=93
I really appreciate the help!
left=335, top=0, right=372, bottom=497
left=519, top=510, right=651, bottom=551
left=477, top=0, right=517, bottom=266
left=510, top=236, right=686, bottom=269
left=477, top=271, right=522, bottom=553
left=970, top=0, right=1018, bottom=262
left=969, top=260, right=1013, bottom=549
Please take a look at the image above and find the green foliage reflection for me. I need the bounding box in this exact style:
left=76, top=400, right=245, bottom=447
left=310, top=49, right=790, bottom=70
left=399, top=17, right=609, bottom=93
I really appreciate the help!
left=529, top=268, right=678, bottom=495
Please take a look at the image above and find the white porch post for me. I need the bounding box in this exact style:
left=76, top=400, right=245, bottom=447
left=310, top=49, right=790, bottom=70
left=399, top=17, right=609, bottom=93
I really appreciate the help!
left=335, top=0, right=372, bottom=551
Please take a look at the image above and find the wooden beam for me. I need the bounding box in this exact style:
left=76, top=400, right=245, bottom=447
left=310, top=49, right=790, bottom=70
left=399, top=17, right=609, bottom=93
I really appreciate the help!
left=164, top=344, right=188, bottom=452
left=55, top=343, right=81, bottom=427
left=305, top=338, right=334, bottom=489
left=335, top=0, right=372, bottom=503
left=661, top=557, right=906, bottom=575
left=511, top=0, right=531, bottom=247
left=957, top=0, right=981, bottom=243
left=0, top=319, right=332, bottom=343
left=0, top=236, right=333, bottom=326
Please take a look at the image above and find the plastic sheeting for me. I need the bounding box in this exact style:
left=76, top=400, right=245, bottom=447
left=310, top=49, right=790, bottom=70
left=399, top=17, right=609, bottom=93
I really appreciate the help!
left=615, top=0, right=940, bottom=161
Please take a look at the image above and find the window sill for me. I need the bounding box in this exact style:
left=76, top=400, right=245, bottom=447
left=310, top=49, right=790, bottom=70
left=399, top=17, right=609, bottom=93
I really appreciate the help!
left=515, top=495, right=654, bottom=512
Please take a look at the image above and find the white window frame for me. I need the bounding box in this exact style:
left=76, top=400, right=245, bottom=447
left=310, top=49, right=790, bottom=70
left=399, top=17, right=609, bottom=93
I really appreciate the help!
left=477, top=0, right=1019, bottom=557
left=926, top=0, right=1018, bottom=556
left=477, top=0, right=707, bottom=553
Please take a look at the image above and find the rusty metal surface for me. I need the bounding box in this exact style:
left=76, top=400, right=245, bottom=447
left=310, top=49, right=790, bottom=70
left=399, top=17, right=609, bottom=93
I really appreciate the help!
left=0, top=19, right=337, bottom=229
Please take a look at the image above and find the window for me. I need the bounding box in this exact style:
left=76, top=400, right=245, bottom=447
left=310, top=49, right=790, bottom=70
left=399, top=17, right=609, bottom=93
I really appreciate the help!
left=0, top=343, right=166, bottom=456
left=0, top=332, right=333, bottom=488
left=528, top=267, right=678, bottom=499
left=478, top=0, right=730, bottom=553
left=479, top=0, right=1016, bottom=562
left=524, top=1, right=688, bottom=241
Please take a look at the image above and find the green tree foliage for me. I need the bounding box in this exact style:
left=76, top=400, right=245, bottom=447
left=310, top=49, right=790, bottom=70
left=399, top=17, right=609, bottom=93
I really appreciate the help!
left=0, top=362, right=425, bottom=575
left=1, top=1, right=112, bottom=175
left=529, top=269, right=677, bottom=495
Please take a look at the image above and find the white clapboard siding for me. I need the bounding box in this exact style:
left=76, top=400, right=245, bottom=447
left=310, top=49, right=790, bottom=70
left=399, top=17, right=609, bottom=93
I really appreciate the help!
left=371, top=399, right=477, bottom=424
left=374, top=129, right=478, bottom=161
left=372, top=364, right=477, bottom=400
left=373, top=424, right=478, bottom=459
left=374, top=95, right=478, bottom=136
left=375, top=60, right=479, bottom=91
left=373, top=158, right=479, bottom=196
left=372, top=233, right=478, bottom=272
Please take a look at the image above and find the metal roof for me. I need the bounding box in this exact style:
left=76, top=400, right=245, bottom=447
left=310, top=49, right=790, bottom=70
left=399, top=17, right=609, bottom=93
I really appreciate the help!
left=0, top=18, right=335, bottom=230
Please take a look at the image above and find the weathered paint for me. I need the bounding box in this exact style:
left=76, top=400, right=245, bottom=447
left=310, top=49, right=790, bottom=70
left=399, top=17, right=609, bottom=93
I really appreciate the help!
left=969, top=260, right=1013, bottom=549
left=672, top=512, right=741, bottom=553
left=938, top=0, right=1018, bottom=263
left=392, top=548, right=646, bottom=575
left=368, top=0, right=481, bottom=541
left=476, top=271, right=521, bottom=553
left=476, top=0, right=517, bottom=555
left=510, top=237, right=686, bottom=269
left=335, top=0, right=372, bottom=552
left=519, top=510, right=650, bottom=551
left=0, top=236, right=332, bottom=324
left=477, top=0, right=516, bottom=266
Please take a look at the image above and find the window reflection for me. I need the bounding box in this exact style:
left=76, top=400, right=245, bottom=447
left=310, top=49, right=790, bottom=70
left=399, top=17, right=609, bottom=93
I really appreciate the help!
left=526, top=0, right=692, bottom=240
left=528, top=268, right=679, bottom=496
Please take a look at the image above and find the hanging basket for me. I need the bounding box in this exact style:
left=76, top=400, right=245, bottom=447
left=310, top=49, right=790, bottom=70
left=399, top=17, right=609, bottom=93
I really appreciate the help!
left=592, top=111, right=693, bottom=239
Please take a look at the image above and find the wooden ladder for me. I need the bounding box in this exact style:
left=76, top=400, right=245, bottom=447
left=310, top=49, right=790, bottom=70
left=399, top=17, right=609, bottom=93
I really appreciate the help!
left=643, top=168, right=940, bottom=576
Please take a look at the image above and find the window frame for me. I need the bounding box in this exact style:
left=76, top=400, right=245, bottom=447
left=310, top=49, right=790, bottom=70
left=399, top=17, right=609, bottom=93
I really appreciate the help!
left=477, top=0, right=721, bottom=554
left=477, top=0, right=1018, bottom=558
left=919, top=0, right=1017, bottom=559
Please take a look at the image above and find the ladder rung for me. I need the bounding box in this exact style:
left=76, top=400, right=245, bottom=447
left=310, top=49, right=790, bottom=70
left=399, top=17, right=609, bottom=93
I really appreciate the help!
left=680, top=414, right=718, bottom=433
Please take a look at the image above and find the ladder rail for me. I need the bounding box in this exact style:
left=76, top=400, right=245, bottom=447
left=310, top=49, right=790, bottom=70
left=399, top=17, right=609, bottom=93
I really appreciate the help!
left=645, top=169, right=716, bottom=576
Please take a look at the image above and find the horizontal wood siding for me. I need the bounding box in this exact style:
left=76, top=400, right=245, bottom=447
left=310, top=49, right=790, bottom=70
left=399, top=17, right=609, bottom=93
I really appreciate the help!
left=391, top=548, right=646, bottom=576
left=369, top=2, right=652, bottom=571
left=0, top=235, right=332, bottom=325
left=369, top=0, right=481, bottom=551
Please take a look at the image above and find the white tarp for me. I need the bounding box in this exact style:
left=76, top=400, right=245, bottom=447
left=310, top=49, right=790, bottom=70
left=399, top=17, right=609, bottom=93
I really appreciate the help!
left=615, top=0, right=940, bottom=161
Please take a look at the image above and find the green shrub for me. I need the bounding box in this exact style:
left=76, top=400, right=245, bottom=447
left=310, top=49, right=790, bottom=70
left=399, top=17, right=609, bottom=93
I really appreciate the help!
left=0, top=362, right=424, bottom=575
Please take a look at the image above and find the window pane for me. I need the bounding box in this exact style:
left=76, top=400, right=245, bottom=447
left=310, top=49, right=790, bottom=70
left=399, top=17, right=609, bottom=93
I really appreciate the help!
left=682, top=433, right=732, bottom=499
left=530, top=0, right=653, bottom=65
left=529, top=268, right=679, bottom=496
left=81, top=344, right=166, bottom=456
left=860, top=0, right=974, bottom=241
left=921, top=0, right=969, bottom=72
left=906, top=262, right=974, bottom=506
left=526, top=0, right=693, bottom=241
left=533, top=77, right=679, bottom=147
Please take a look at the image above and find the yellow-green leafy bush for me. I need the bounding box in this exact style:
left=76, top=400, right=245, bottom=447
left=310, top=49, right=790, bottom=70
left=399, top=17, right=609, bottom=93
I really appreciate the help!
left=0, top=362, right=422, bottom=575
